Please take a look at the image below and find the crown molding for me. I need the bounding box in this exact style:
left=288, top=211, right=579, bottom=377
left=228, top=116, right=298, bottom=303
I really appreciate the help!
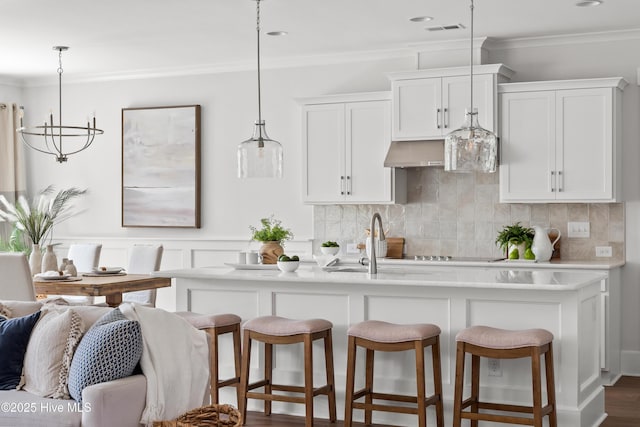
left=16, top=28, right=640, bottom=87
left=21, top=47, right=417, bottom=87
left=485, top=28, right=640, bottom=50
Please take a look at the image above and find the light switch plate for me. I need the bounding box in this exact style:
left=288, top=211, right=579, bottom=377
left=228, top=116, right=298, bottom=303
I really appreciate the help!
left=568, top=221, right=590, bottom=238
left=595, top=246, right=612, bottom=257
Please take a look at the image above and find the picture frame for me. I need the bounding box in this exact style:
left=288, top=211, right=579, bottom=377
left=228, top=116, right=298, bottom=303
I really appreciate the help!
left=121, top=105, right=201, bottom=228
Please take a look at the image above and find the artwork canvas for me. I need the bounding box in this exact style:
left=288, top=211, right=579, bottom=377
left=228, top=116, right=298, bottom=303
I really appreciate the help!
left=122, top=105, right=201, bottom=228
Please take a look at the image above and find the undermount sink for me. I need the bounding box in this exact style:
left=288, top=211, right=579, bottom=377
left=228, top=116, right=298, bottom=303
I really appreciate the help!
left=324, top=266, right=368, bottom=273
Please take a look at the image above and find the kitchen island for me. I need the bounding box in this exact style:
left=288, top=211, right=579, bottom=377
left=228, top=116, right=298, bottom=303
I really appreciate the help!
left=156, top=264, right=608, bottom=426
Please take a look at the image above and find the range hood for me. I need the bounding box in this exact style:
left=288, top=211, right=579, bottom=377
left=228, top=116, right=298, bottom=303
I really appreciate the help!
left=383, top=140, right=445, bottom=168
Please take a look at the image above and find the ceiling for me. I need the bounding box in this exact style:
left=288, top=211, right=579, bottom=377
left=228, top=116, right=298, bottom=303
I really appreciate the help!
left=1, top=0, right=639, bottom=81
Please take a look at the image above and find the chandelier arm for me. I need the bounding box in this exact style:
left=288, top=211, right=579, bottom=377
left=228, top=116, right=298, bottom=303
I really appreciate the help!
left=62, top=133, right=97, bottom=156
left=43, top=123, right=63, bottom=158
left=18, top=133, right=60, bottom=158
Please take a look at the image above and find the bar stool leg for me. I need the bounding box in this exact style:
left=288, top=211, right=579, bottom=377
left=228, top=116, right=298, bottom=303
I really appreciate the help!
left=453, top=342, right=465, bottom=427
left=232, top=324, right=243, bottom=406
left=415, top=340, right=427, bottom=427
left=545, top=344, right=558, bottom=427
left=323, top=331, right=337, bottom=422
left=344, top=336, right=357, bottom=427
left=264, top=342, right=273, bottom=416
left=471, top=354, right=480, bottom=427
left=532, top=347, right=543, bottom=427
left=304, top=334, right=314, bottom=427
left=240, top=331, right=252, bottom=425
left=432, top=337, right=444, bottom=427
left=209, top=328, right=220, bottom=404
left=364, top=348, right=375, bottom=425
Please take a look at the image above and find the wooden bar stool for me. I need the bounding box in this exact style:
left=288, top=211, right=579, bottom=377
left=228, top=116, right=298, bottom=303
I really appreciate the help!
left=177, top=312, right=243, bottom=405
left=239, top=315, right=336, bottom=427
left=344, top=320, right=444, bottom=427
left=453, top=325, right=557, bottom=427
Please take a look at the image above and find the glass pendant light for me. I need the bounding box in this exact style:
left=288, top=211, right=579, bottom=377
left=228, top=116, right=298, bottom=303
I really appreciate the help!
left=237, top=0, right=283, bottom=178
left=444, top=0, right=497, bottom=173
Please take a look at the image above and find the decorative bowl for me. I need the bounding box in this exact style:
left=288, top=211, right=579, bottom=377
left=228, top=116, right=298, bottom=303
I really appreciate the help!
left=320, top=246, right=340, bottom=256
left=277, top=260, right=300, bottom=273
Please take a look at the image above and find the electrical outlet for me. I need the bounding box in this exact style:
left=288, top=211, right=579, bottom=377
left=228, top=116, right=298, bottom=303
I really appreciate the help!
left=567, top=221, right=590, bottom=238
left=595, top=246, right=613, bottom=257
left=346, top=243, right=360, bottom=254
left=487, top=358, right=502, bottom=377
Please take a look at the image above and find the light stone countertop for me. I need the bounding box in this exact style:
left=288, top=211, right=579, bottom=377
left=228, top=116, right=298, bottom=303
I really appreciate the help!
left=155, top=263, right=607, bottom=292
left=375, top=257, right=624, bottom=270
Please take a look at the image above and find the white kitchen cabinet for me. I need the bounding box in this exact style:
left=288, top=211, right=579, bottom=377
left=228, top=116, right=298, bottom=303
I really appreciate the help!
left=299, top=92, right=406, bottom=204
left=499, top=78, right=627, bottom=203
left=387, top=64, right=513, bottom=141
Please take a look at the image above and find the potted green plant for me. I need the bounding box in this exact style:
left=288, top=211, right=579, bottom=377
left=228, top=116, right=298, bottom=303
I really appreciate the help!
left=249, top=215, right=293, bottom=264
left=495, top=222, right=535, bottom=260
left=0, top=186, right=86, bottom=274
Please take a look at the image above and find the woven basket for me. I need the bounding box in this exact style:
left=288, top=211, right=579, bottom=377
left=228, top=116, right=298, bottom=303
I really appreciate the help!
left=153, top=404, right=242, bottom=427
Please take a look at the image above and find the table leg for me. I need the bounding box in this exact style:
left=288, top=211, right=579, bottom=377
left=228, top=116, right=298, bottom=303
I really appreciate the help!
left=105, top=293, right=123, bottom=307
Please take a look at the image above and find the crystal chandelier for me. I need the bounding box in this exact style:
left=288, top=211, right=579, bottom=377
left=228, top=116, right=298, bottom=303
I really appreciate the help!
left=237, top=0, right=283, bottom=178
left=444, top=0, right=497, bottom=173
left=17, top=46, right=103, bottom=163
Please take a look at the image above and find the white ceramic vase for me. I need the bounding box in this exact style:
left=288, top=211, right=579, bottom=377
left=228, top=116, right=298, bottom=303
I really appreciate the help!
left=29, top=243, right=42, bottom=276
left=41, top=244, right=59, bottom=273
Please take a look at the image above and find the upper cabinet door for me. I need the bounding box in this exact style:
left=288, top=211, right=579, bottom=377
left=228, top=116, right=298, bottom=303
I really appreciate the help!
left=499, top=91, right=556, bottom=202
left=347, top=100, right=393, bottom=203
left=392, top=78, right=441, bottom=140
left=301, top=103, right=345, bottom=203
left=556, top=88, right=613, bottom=201
left=443, top=74, right=496, bottom=133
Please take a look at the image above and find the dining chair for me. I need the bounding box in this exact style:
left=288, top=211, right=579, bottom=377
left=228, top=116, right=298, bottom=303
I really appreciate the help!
left=63, top=243, right=103, bottom=304
left=122, top=244, right=163, bottom=307
left=0, top=252, right=37, bottom=301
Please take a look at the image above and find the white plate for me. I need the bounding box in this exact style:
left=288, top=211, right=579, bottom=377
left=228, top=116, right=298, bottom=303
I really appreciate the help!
left=91, top=267, right=124, bottom=274
left=36, top=273, right=72, bottom=280
left=224, top=263, right=278, bottom=270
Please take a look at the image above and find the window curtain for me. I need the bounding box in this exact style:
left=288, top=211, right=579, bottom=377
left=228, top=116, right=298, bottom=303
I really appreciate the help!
left=0, top=102, right=26, bottom=237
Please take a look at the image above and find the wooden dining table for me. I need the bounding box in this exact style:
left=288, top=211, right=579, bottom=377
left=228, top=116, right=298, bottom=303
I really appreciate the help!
left=34, top=273, right=171, bottom=307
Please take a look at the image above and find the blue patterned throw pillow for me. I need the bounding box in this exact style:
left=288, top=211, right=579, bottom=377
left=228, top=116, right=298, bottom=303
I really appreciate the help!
left=0, top=311, right=41, bottom=390
left=67, top=308, right=143, bottom=402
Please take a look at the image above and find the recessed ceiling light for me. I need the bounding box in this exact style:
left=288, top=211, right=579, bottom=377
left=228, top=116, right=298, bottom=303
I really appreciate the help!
left=267, top=31, right=288, bottom=36
left=409, top=16, right=434, bottom=23
left=576, top=0, right=603, bottom=6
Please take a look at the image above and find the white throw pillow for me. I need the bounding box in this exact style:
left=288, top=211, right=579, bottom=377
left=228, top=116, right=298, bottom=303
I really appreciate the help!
left=20, top=309, right=84, bottom=398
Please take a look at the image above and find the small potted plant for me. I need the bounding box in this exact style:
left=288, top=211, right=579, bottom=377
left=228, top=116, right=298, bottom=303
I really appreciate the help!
left=249, top=215, right=293, bottom=264
left=495, top=222, right=535, bottom=260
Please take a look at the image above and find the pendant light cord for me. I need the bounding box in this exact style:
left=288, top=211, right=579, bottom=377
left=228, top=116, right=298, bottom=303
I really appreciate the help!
left=469, top=0, right=474, bottom=115
left=256, top=0, right=263, bottom=139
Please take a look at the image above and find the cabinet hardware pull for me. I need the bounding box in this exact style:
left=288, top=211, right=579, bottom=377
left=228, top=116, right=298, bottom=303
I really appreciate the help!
left=444, top=108, right=448, bottom=129
left=436, top=108, right=441, bottom=129
left=551, top=171, right=555, bottom=192
left=558, top=171, right=563, bottom=192
left=346, top=176, right=351, bottom=195
left=340, top=176, right=345, bottom=195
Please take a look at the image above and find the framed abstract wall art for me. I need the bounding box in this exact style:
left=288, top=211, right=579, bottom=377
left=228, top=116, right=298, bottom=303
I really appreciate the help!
left=122, top=105, right=201, bottom=228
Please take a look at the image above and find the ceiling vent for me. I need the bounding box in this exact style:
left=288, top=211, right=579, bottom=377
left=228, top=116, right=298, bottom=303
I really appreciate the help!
left=426, top=24, right=466, bottom=32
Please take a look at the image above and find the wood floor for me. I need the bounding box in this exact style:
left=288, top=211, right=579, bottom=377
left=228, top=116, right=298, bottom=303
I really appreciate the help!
left=240, top=376, right=640, bottom=426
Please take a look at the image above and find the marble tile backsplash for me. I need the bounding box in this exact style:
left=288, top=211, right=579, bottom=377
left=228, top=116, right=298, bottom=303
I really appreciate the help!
left=313, top=168, right=625, bottom=261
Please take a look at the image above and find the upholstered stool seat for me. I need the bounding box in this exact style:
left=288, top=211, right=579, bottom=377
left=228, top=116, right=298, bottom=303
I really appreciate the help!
left=345, top=320, right=444, bottom=427
left=453, top=325, right=557, bottom=427
left=176, top=312, right=242, bottom=405
left=240, top=316, right=336, bottom=427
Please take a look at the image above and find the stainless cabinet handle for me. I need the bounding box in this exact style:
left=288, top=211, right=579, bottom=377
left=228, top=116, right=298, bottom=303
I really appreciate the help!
left=340, top=176, right=345, bottom=195
left=551, top=171, right=555, bottom=192
left=558, top=171, right=563, bottom=192
left=444, top=108, right=448, bottom=129
left=436, top=108, right=441, bottom=129
left=346, top=176, right=351, bottom=195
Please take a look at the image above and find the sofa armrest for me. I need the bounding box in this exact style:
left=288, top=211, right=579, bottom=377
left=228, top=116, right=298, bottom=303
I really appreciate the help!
left=81, top=374, right=146, bottom=427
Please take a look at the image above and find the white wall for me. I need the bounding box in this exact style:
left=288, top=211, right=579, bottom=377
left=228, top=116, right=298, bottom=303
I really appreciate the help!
left=17, top=34, right=640, bottom=373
